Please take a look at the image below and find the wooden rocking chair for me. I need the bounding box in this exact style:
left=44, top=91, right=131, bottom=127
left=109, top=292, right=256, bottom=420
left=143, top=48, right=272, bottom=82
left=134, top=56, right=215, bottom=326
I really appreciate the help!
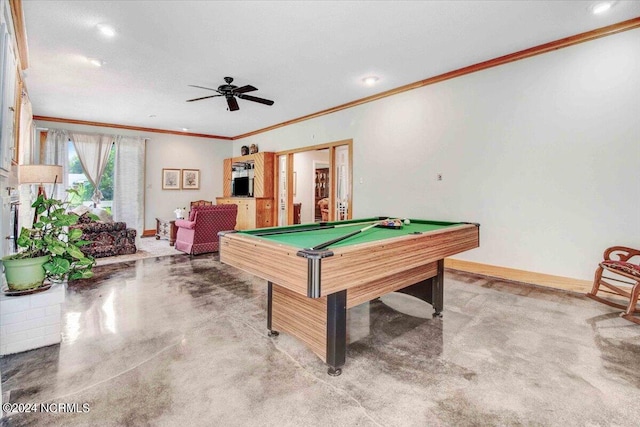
left=587, top=246, right=640, bottom=324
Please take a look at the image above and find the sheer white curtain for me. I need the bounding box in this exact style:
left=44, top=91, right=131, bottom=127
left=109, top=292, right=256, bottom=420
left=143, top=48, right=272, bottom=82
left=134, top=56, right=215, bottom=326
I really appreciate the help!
left=69, top=132, right=114, bottom=206
left=18, top=95, right=34, bottom=229
left=18, top=92, right=33, bottom=164
left=43, top=129, right=69, bottom=201
left=113, top=136, right=146, bottom=240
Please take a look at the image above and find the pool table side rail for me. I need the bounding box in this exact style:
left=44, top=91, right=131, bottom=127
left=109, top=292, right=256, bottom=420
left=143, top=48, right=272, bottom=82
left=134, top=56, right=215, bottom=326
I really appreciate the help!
left=317, top=224, right=478, bottom=296
left=220, top=223, right=479, bottom=298
left=220, top=232, right=310, bottom=292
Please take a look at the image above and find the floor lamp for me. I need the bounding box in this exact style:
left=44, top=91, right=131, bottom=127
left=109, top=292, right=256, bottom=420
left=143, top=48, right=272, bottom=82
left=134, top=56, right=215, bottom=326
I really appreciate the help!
left=18, top=164, right=64, bottom=224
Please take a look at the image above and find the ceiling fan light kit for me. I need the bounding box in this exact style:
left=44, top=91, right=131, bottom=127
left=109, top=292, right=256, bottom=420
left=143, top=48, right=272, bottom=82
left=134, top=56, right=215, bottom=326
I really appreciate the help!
left=186, top=76, right=274, bottom=111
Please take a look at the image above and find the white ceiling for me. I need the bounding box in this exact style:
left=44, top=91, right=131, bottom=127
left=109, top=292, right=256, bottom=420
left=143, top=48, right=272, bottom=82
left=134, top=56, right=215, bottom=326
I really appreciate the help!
left=20, top=1, right=640, bottom=138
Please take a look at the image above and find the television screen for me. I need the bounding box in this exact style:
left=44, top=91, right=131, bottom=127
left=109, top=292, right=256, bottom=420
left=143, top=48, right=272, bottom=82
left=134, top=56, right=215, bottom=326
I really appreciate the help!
left=233, top=176, right=249, bottom=196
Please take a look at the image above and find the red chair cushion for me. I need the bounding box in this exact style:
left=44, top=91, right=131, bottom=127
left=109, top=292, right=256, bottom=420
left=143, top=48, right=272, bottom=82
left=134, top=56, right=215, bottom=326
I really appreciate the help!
left=601, top=260, right=640, bottom=279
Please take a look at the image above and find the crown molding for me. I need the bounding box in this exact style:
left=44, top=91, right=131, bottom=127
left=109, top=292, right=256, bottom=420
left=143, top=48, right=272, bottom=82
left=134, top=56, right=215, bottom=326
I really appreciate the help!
left=32, top=116, right=233, bottom=140
left=32, top=17, right=640, bottom=142
left=233, top=17, right=640, bottom=140
left=9, top=0, right=29, bottom=69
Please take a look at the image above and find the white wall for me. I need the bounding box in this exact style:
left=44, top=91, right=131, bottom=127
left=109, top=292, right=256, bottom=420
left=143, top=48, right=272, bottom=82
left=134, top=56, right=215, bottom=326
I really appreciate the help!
left=143, top=133, right=230, bottom=227
left=235, top=29, right=640, bottom=281
left=34, top=120, right=232, bottom=231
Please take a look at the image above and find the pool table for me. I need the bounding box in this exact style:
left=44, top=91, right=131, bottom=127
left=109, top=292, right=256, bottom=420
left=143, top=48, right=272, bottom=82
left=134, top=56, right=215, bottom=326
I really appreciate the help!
left=219, top=217, right=479, bottom=375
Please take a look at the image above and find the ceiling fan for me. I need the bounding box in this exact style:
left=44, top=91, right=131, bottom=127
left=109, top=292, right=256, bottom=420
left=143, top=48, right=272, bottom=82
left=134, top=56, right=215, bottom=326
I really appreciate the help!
left=186, top=77, right=274, bottom=111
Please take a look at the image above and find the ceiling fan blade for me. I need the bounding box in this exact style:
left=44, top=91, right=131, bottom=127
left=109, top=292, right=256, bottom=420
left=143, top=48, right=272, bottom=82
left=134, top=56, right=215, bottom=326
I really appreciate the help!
left=227, top=96, right=239, bottom=111
left=186, top=94, right=222, bottom=102
left=188, top=84, right=220, bottom=92
left=233, top=85, right=258, bottom=94
left=238, top=94, right=274, bottom=106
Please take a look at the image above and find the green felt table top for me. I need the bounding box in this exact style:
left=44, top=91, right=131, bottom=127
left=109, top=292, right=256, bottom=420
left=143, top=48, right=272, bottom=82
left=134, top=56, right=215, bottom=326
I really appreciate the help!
left=238, top=218, right=465, bottom=250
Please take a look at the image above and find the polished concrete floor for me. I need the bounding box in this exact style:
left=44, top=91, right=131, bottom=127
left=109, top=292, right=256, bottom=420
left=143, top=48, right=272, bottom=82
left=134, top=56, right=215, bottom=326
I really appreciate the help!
left=1, top=254, right=639, bottom=426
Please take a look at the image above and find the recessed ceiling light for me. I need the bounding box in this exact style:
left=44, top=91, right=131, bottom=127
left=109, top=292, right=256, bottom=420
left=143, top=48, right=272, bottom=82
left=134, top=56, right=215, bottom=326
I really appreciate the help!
left=362, top=76, right=379, bottom=86
left=182, top=128, right=189, bottom=132
left=590, top=1, right=615, bottom=14
left=148, top=114, right=157, bottom=118
left=97, top=23, right=116, bottom=37
left=88, top=58, right=105, bottom=67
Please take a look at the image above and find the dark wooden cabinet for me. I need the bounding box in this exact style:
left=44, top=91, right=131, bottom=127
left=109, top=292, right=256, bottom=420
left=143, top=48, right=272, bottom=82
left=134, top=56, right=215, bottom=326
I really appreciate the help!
left=314, top=168, right=329, bottom=221
left=293, top=203, right=301, bottom=224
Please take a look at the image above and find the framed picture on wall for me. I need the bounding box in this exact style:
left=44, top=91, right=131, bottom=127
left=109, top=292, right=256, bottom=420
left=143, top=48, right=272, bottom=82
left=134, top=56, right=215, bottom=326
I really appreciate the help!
left=182, top=169, right=200, bottom=190
left=162, top=168, right=181, bottom=190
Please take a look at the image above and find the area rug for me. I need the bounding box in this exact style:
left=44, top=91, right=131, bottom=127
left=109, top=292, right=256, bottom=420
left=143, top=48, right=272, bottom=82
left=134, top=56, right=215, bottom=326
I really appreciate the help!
left=95, top=237, right=183, bottom=266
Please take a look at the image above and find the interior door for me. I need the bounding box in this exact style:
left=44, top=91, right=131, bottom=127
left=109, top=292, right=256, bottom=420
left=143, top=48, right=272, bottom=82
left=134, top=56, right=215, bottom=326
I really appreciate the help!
left=277, top=154, right=287, bottom=226
left=334, top=145, right=350, bottom=220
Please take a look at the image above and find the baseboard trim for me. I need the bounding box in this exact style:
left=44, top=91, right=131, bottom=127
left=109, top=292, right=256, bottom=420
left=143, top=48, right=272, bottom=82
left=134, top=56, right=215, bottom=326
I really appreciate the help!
left=142, top=229, right=156, bottom=238
left=444, top=259, right=592, bottom=294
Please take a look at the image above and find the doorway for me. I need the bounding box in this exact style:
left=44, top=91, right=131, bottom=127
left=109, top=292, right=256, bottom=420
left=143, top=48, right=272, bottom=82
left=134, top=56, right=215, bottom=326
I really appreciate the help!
left=289, top=149, right=329, bottom=224
left=276, top=139, right=352, bottom=225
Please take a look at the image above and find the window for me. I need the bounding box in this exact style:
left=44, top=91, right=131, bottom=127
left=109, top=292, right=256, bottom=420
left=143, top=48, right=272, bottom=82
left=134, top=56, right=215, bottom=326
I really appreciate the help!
left=67, top=140, right=115, bottom=212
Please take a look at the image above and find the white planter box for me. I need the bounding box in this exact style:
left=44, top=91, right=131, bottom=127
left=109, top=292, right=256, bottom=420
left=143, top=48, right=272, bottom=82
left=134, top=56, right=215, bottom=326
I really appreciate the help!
left=0, top=283, right=66, bottom=356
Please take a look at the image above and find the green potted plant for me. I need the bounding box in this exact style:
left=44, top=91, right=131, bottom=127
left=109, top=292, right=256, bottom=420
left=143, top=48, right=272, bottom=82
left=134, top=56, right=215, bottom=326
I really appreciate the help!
left=1, top=189, right=96, bottom=291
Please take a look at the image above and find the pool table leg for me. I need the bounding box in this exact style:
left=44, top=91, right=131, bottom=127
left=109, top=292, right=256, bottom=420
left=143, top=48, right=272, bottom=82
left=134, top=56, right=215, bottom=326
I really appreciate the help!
left=397, top=259, right=445, bottom=317
left=266, top=281, right=279, bottom=337
left=326, top=290, right=347, bottom=376
left=430, top=259, right=444, bottom=317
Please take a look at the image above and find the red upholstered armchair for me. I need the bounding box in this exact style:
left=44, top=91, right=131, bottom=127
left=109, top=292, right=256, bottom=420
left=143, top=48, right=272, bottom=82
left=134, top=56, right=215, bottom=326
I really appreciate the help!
left=174, top=204, right=238, bottom=255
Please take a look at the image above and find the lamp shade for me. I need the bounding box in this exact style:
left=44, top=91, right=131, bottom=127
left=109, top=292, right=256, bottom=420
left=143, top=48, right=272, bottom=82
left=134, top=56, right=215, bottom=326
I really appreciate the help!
left=19, top=165, right=64, bottom=184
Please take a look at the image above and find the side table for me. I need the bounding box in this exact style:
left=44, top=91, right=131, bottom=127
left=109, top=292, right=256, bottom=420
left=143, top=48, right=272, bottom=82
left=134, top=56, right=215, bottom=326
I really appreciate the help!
left=155, top=218, right=177, bottom=246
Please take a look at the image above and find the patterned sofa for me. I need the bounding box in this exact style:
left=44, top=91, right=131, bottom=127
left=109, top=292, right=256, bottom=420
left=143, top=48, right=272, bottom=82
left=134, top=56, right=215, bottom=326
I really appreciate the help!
left=70, top=213, right=137, bottom=258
